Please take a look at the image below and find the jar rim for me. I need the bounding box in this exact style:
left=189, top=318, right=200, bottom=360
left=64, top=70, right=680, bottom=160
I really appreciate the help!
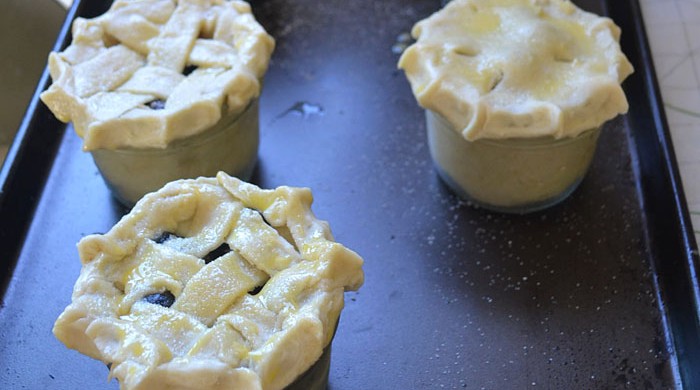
left=92, top=99, right=258, bottom=156
left=427, top=110, right=602, bottom=149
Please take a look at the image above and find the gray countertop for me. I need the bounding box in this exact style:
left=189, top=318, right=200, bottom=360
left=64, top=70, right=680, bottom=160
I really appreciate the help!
left=0, top=0, right=64, bottom=161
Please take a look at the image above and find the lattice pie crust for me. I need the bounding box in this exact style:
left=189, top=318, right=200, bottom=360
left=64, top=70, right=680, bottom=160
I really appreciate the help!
left=53, top=173, right=364, bottom=390
left=41, top=0, right=274, bottom=151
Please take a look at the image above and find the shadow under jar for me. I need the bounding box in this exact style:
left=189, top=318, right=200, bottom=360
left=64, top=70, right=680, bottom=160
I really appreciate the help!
left=426, top=110, right=602, bottom=214
left=91, top=99, right=259, bottom=208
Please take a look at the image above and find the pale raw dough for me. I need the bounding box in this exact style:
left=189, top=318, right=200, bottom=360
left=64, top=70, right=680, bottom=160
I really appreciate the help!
left=53, top=173, right=364, bottom=390
left=398, top=0, right=634, bottom=140
left=41, top=0, right=274, bottom=150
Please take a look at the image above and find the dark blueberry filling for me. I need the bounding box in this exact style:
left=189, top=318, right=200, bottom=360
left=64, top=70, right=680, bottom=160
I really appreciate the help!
left=152, top=231, right=178, bottom=244
left=182, top=65, right=198, bottom=76
left=147, top=99, right=166, bottom=110
left=248, top=284, right=265, bottom=296
left=203, top=243, right=232, bottom=264
left=142, top=291, right=176, bottom=308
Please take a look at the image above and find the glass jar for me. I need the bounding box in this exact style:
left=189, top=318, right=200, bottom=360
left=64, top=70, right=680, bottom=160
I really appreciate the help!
left=426, top=110, right=602, bottom=214
left=90, top=99, right=259, bottom=207
left=286, top=345, right=332, bottom=390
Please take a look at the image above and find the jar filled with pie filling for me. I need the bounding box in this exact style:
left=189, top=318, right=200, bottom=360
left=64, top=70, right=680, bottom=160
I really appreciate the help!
left=426, top=110, right=602, bottom=213
left=40, top=0, right=274, bottom=207
left=399, top=0, right=633, bottom=213
left=91, top=99, right=259, bottom=207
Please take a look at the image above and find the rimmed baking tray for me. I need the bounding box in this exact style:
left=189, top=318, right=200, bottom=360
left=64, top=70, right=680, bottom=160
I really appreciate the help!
left=1, top=0, right=698, bottom=388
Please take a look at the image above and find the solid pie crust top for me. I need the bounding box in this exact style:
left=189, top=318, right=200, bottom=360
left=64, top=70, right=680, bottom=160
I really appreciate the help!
left=53, top=173, right=364, bottom=390
left=398, top=0, right=634, bottom=140
left=40, top=0, right=274, bottom=151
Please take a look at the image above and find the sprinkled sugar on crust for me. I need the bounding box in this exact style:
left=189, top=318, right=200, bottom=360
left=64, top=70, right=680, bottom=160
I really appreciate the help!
left=41, top=0, right=274, bottom=151
left=398, top=0, right=634, bottom=140
left=53, top=173, right=364, bottom=390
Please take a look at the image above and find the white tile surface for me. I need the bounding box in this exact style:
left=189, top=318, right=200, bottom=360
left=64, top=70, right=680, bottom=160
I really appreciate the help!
left=660, top=57, right=699, bottom=88
left=645, top=23, right=689, bottom=56
left=677, top=0, right=700, bottom=23
left=641, top=0, right=683, bottom=24
left=641, top=0, right=700, bottom=242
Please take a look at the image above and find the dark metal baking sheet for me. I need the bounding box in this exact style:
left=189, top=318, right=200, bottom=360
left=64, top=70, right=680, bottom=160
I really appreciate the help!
left=1, top=0, right=699, bottom=388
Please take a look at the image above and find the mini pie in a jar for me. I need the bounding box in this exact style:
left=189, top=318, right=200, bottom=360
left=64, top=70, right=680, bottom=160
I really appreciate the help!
left=40, top=0, right=275, bottom=206
left=53, top=172, right=364, bottom=390
left=399, top=0, right=634, bottom=213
